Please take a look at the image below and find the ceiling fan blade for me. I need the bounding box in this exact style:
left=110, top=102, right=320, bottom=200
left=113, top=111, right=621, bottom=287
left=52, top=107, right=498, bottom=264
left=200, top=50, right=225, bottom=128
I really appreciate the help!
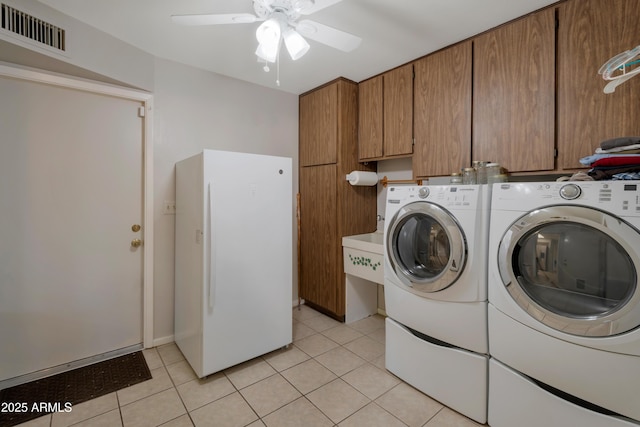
left=171, top=13, right=257, bottom=26
left=295, top=19, right=361, bottom=52
left=299, top=0, right=344, bottom=15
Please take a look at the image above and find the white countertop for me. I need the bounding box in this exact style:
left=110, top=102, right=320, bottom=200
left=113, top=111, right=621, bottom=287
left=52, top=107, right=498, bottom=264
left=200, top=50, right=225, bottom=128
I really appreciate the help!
left=342, top=231, right=384, bottom=255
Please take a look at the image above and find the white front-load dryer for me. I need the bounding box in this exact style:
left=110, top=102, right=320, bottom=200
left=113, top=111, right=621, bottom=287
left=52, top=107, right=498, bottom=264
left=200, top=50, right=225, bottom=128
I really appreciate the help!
left=383, top=184, right=490, bottom=424
left=488, top=181, right=640, bottom=425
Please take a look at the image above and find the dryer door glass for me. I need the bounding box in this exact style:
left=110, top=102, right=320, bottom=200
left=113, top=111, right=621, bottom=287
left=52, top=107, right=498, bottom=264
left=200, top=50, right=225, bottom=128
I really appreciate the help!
left=397, top=214, right=449, bottom=278
left=499, top=206, right=640, bottom=337
left=514, top=222, right=635, bottom=318
left=388, top=202, right=466, bottom=293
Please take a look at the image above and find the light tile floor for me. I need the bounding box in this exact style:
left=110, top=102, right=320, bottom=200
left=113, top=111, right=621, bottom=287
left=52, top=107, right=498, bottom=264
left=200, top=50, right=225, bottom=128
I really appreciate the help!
left=18, top=305, right=484, bottom=427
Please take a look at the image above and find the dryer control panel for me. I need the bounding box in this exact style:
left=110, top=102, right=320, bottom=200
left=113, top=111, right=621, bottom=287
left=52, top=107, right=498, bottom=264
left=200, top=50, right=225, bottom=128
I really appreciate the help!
left=491, top=181, right=640, bottom=217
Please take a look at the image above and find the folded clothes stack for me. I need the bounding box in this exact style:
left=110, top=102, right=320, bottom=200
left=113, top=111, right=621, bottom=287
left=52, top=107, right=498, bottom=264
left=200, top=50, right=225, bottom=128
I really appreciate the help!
left=579, top=137, right=640, bottom=180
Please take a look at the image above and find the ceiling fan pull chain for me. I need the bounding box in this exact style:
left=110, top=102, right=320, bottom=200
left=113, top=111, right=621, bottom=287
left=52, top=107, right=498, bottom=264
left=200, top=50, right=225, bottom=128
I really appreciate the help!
left=276, top=46, right=281, bottom=86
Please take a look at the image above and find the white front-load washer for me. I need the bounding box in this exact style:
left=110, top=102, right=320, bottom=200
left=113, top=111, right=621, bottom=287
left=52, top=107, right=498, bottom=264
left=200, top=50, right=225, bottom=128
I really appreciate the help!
left=384, top=184, right=490, bottom=424
left=488, top=181, right=640, bottom=426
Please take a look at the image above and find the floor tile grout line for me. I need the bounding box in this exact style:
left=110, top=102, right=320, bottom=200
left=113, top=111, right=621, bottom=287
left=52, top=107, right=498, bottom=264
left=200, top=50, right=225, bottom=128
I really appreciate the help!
left=221, top=355, right=308, bottom=423
left=238, top=371, right=305, bottom=422
left=229, top=354, right=317, bottom=419
left=370, top=400, right=411, bottom=427
left=155, top=331, right=381, bottom=425
left=115, top=389, right=124, bottom=427
left=16, top=310, right=480, bottom=427
left=113, top=370, right=174, bottom=414
left=267, top=363, right=367, bottom=422
left=295, top=395, right=338, bottom=426
left=131, top=313, right=416, bottom=426
left=118, top=346, right=189, bottom=427
left=422, top=406, right=447, bottom=427
left=195, top=322, right=376, bottom=424
left=163, top=359, right=194, bottom=427
left=286, top=331, right=395, bottom=425
left=293, top=339, right=370, bottom=378
left=231, top=378, right=263, bottom=426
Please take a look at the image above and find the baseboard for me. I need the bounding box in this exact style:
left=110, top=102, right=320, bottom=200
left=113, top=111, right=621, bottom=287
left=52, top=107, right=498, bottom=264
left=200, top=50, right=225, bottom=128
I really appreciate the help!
left=152, top=335, right=175, bottom=348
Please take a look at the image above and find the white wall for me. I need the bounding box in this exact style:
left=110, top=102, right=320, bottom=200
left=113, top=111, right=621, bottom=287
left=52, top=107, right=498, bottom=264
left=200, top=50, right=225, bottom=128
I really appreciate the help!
left=152, top=58, right=299, bottom=343
left=375, top=158, right=413, bottom=231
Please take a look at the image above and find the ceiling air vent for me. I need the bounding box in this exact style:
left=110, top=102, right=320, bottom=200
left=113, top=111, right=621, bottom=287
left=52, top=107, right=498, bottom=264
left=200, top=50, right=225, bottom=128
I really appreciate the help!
left=1, top=3, right=65, bottom=51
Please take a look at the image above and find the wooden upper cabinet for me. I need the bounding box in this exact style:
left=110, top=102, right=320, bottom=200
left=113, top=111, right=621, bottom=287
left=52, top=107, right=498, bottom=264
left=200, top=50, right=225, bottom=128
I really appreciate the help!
left=358, top=75, right=383, bottom=159
left=413, top=41, right=472, bottom=178
left=358, top=64, right=413, bottom=161
left=384, top=64, right=414, bottom=157
left=299, top=83, right=338, bottom=166
left=473, top=8, right=556, bottom=173
left=557, top=0, right=640, bottom=170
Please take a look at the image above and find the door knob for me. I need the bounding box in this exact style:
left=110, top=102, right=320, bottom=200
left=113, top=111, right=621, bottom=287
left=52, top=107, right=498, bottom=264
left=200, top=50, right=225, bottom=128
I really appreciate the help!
left=131, top=239, right=143, bottom=248
left=131, top=224, right=141, bottom=232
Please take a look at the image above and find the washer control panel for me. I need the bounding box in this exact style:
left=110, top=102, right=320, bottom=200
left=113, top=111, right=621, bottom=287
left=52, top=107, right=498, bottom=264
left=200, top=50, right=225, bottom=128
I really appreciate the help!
left=387, top=184, right=482, bottom=209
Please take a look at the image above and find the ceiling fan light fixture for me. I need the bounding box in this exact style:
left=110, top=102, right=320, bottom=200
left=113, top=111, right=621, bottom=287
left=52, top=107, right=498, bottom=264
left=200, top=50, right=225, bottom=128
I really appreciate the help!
left=255, top=18, right=282, bottom=63
left=283, top=27, right=310, bottom=60
left=256, top=18, right=281, bottom=46
left=172, top=0, right=362, bottom=80
left=255, top=41, right=279, bottom=63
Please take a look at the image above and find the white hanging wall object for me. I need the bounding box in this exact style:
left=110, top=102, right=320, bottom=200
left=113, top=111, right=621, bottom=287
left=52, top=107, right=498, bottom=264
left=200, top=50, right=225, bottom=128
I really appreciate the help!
left=598, top=44, right=640, bottom=94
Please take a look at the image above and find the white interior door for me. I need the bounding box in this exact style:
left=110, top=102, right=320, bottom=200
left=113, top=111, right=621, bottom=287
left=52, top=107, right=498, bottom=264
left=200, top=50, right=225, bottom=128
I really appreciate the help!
left=0, top=74, right=144, bottom=382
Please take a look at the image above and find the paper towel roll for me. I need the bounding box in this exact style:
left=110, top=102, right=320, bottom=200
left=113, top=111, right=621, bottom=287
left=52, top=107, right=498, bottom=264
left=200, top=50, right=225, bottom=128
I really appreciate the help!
left=346, top=171, right=378, bottom=186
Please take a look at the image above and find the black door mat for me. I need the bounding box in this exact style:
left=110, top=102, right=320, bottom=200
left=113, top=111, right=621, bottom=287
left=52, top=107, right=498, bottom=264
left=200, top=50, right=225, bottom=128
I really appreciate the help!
left=0, top=351, right=151, bottom=427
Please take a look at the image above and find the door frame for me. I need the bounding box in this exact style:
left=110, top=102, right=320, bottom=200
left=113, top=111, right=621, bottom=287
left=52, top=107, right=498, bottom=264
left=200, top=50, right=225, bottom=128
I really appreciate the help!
left=0, top=63, right=154, bottom=348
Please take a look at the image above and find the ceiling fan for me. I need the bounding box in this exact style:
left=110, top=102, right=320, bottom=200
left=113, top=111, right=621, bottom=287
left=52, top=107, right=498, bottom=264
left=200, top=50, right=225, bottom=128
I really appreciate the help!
left=171, top=0, right=361, bottom=64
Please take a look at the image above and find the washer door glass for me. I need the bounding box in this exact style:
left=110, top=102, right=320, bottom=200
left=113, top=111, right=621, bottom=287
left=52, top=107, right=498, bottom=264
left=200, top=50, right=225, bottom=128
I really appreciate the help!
left=388, top=202, right=466, bottom=293
left=498, top=206, right=640, bottom=337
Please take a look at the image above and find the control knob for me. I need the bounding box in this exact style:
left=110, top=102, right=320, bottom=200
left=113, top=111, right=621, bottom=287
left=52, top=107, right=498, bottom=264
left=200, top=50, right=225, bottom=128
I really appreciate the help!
left=559, top=183, right=581, bottom=200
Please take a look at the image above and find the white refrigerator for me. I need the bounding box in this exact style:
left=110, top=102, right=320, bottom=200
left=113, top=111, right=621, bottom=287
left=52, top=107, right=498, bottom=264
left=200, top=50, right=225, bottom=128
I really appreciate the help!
left=174, top=149, right=292, bottom=377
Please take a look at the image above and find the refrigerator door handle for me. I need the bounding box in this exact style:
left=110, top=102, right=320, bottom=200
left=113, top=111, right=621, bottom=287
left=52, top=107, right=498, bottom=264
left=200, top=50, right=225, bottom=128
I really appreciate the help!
left=207, top=182, right=216, bottom=310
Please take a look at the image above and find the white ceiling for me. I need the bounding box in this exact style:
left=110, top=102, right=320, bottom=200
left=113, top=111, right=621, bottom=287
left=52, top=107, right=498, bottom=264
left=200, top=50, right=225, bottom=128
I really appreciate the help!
left=37, top=0, right=558, bottom=95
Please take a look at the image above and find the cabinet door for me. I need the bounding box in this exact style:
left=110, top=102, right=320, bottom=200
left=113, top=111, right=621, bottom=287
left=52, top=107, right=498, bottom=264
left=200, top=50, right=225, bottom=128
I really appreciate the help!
left=473, top=8, right=555, bottom=173
left=384, top=64, right=414, bottom=157
left=300, top=83, right=337, bottom=166
left=358, top=75, right=383, bottom=160
left=558, top=0, right=640, bottom=170
left=299, top=164, right=339, bottom=315
left=413, top=41, right=472, bottom=178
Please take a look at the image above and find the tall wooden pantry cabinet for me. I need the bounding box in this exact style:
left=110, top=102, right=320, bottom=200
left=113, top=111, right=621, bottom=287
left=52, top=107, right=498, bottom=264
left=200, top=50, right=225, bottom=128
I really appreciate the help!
left=298, top=78, right=376, bottom=320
